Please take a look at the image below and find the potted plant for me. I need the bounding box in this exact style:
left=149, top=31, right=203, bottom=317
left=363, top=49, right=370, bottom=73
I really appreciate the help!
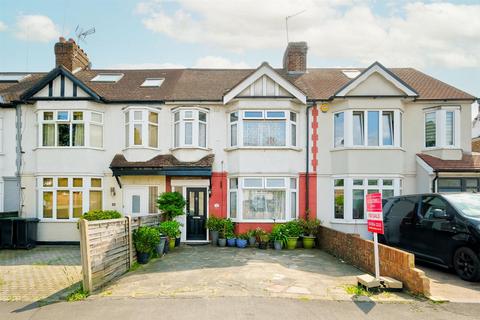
left=159, top=220, right=181, bottom=251
left=155, top=227, right=167, bottom=257
left=206, top=216, right=222, bottom=246
left=301, top=218, right=321, bottom=249
left=133, top=226, right=160, bottom=264
left=236, top=233, right=248, bottom=248
left=283, top=220, right=303, bottom=250
left=226, top=230, right=236, bottom=247
left=256, top=228, right=269, bottom=250
left=218, top=219, right=227, bottom=247
left=270, top=224, right=287, bottom=250
left=246, top=229, right=257, bottom=246
left=157, top=191, right=186, bottom=221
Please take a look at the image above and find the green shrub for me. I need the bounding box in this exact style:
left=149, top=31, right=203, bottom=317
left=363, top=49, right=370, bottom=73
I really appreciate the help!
left=157, top=192, right=186, bottom=220
left=246, top=229, right=256, bottom=238
left=269, top=224, right=288, bottom=246
left=81, top=210, right=122, bottom=221
left=219, top=218, right=234, bottom=238
left=206, top=216, right=223, bottom=231
left=299, top=218, right=322, bottom=236
left=283, top=220, right=304, bottom=238
left=133, top=226, right=160, bottom=254
left=255, top=228, right=269, bottom=243
left=237, top=232, right=249, bottom=240
left=159, top=220, right=182, bottom=238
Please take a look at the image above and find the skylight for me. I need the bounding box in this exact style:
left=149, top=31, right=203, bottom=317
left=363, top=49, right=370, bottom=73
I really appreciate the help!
left=91, top=73, right=124, bottom=82
left=342, top=70, right=361, bottom=79
left=0, top=73, right=31, bottom=82
left=141, top=78, right=165, bottom=87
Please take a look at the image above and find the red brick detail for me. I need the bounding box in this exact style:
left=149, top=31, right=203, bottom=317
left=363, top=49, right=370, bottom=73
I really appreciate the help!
left=209, top=172, right=228, bottom=218
left=235, top=223, right=274, bottom=234
left=165, top=176, right=171, bottom=192
left=298, top=172, right=317, bottom=220
left=54, top=37, right=90, bottom=71
left=311, top=105, right=319, bottom=172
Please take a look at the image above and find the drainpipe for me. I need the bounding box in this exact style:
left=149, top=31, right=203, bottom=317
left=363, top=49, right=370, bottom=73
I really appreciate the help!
left=15, top=103, right=23, bottom=217
left=305, top=101, right=316, bottom=218
left=431, top=171, right=438, bottom=193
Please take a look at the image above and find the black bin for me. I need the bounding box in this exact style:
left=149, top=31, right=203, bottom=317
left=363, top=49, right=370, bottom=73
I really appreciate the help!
left=14, top=218, right=40, bottom=249
left=0, top=218, right=15, bottom=248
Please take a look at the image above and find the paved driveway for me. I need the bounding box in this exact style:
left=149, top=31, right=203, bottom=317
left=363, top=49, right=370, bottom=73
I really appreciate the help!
left=0, top=246, right=81, bottom=302
left=98, top=245, right=410, bottom=302
left=418, top=262, right=480, bottom=303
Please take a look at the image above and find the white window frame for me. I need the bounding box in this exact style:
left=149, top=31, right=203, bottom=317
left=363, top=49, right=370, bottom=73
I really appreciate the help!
left=38, top=176, right=104, bottom=221
left=228, top=176, right=298, bottom=222
left=332, top=177, right=402, bottom=223
left=229, top=110, right=298, bottom=148
left=423, top=106, right=461, bottom=149
left=172, top=108, right=209, bottom=149
left=333, top=109, right=402, bottom=149
left=38, top=110, right=104, bottom=149
left=124, top=107, right=160, bottom=149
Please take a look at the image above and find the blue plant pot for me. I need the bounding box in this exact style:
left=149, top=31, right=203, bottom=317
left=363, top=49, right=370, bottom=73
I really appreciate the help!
left=227, top=238, right=236, bottom=247
left=137, top=252, right=150, bottom=264
left=236, top=239, right=247, bottom=248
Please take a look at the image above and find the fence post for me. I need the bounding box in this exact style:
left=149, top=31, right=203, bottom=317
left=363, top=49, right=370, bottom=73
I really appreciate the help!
left=126, top=216, right=134, bottom=268
left=79, top=219, right=93, bottom=292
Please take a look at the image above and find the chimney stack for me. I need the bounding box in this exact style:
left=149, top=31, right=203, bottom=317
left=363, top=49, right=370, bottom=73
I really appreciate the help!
left=54, top=37, right=90, bottom=71
left=283, top=42, right=308, bottom=74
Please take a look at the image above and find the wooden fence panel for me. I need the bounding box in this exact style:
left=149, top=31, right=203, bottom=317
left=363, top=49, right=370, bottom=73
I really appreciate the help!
left=78, top=214, right=162, bottom=292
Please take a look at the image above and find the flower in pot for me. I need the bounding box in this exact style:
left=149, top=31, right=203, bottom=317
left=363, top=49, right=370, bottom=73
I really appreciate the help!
left=283, top=220, right=303, bottom=250
left=157, top=192, right=186, bottom=221
left=270, top=224, right=287, bottom=250
left=300, top=218, right=321, bottom=249
left=236, top=233, right=248, bottom=248
left=246, top=229, right=257, bottom=246
left=159, top=221, right=182, bottom=251
left=133, top=226, right=160, bottom=264
left=206, top=217, right=222, bottom=246
left=256, top=228, right=269, bottom=250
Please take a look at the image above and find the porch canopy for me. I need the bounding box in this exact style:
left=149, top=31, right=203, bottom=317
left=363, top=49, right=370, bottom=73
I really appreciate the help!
left=110, top=154, right=214, bottom=187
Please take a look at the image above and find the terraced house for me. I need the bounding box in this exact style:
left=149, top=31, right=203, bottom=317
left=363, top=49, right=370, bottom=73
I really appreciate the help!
left=0, top=38, right=476, bottom=242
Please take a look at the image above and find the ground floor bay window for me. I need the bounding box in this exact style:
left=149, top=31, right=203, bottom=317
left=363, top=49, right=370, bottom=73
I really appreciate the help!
left=229, top=176, right=297, bottom=222
left=333, top=177, right=401, bottom=222
left=39, top=176, right=103, bottom=220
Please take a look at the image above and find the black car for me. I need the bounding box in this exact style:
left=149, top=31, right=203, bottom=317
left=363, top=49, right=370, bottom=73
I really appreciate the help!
left=379, top=193, right=480, bottom=281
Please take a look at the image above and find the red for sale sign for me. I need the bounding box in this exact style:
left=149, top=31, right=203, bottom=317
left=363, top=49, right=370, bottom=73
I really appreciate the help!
left=366, top=193, right=384, bottom=234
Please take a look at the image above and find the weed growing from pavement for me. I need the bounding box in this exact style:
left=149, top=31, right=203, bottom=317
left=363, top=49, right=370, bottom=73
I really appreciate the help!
left=66, top=286, right=89, bottom=302
left=129, top=262, right=142, bottom=272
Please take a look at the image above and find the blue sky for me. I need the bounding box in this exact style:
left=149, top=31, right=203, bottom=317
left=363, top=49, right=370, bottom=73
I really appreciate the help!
left=0, top=0, right=479, bottom=98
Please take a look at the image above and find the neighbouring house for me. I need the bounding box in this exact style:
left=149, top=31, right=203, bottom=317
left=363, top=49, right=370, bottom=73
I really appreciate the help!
left=0, top=38, right=476, bottom=242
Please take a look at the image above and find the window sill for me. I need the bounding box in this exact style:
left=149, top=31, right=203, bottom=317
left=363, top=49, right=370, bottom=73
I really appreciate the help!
left=123, top=146, right=161, bottom=151
left=39, top=219, right=80, bottom=223
left=225, top=146, right=302, bottom=152
left=34, top=147, right=105, bottom=151
left=169, top=146, right=212, bottom=152
left=422, top=146, right=461, bottom=152
left=331, top=146, right=405, bottom=152
left=330, top=220, right=367, bottom=225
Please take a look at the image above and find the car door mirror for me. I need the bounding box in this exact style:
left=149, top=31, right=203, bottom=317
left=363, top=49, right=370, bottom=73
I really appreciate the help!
left=432, top=208, right=449, bottom=219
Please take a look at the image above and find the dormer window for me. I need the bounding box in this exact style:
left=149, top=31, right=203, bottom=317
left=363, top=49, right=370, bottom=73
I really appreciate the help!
left=124, top=108, right=159, bottom=148
left=141, top=78, right=164, bottom=87
left=91, top=73, right=124, bottom=82
left=173, top=109, right=208, bottom=149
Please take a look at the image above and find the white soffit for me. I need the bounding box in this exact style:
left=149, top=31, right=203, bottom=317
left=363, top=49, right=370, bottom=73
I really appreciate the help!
left=223, top=63, right=306, bottom=104
left=335, top=62, right=418, bottom=97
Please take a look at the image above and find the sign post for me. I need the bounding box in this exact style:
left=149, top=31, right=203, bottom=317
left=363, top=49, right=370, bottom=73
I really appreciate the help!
left=366, top=192, right=384, bottom=280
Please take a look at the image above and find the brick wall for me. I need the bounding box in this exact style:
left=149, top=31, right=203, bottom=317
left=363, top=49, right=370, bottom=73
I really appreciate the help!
left=317, top=226, right=430, bottom=296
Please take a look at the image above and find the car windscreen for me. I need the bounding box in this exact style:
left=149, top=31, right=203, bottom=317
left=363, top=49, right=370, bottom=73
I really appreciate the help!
left=443, top=193, right=480, bottom=218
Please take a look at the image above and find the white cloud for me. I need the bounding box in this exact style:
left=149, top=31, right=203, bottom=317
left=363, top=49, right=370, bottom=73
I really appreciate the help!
left=15, top=15, right=60, bottom=42
left=109, top=62, right=185, bottom=69
left=0, top=21, right=6, bottom=32
left=136, top=0, right=480, bottom=68
left=193, top=56, right=250, bottom=69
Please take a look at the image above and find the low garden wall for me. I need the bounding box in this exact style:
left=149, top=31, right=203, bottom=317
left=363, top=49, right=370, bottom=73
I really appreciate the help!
left=317, top=226, right=430, bottom=296
left=79, top=214, right=161, bottom=292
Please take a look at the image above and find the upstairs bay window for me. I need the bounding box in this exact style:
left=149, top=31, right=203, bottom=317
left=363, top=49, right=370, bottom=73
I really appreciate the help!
left=173, top=109, right=208, bottom=148
left=125, top=108, right=159, bottom=148
left=228, top=176, right=297, bottom=222
left=333, top=110, right=401, bottom=148
left=229, top=110, right=297, bottom=148
left=424, top=107, right=459, bottom=148
left=40, top=111, right=103, bottom=148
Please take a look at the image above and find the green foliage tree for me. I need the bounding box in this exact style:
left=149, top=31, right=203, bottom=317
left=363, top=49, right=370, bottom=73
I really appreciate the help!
left=157, top=192, right=186, bottom=221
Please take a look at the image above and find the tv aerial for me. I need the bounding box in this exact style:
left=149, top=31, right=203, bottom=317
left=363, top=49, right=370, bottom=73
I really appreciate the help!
left=285, top=10, right=306, bottom=43
left=75, top=25, right=96, bottom=43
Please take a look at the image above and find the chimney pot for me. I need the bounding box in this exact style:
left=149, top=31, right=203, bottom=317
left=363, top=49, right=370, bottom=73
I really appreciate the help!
left=59, top=36, right=66, bottom=42
left=283, top=41, right=308, bottom=74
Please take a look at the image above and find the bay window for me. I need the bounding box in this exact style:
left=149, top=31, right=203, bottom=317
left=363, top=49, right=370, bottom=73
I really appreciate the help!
left=229, top=110, right=297, bottom=148
left=424, top=107, right=460, bottom=148
left=173, top=109, right=208, bottom=148
left=333, top=110, right=401, bottom=148
left=39, top=176, right=103, bottom=220
left=124, top=108, right=159, bottom=148
left=333, top=177, right=401, bottom=221
left=40, top=110, right=103, bottom=148
left=229, top=176, right=297, bottom=221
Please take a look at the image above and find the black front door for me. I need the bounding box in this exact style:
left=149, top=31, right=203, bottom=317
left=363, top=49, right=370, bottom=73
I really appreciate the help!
left=186, top=188, right=207, bottom=240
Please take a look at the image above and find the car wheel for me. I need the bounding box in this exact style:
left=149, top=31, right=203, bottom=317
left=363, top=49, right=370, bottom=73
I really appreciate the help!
left=453, top=247, right=480, bottom=282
